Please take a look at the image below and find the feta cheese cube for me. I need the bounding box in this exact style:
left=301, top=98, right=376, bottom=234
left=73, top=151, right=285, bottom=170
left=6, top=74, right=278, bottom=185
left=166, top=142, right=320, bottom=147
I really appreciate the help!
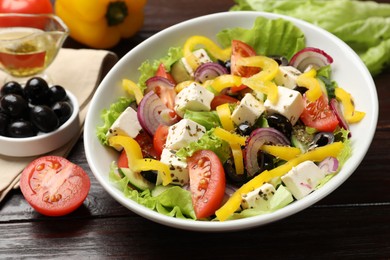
left=241, top=183, right=276, bottom=211
left=159, top=148, right=189, bottom=186
left=165, top=119, right=206, bottom=150
left=264, top=86, right=304, bottom=125
left=231, top=93, right=265, bottom=126
left=106, top=107, right=142, bottom=150
left=281, top=160, right=325, bottom=200
left=182, top=49, right=213, bottom=76
left=174, top=82, right=214, bottom=117
left=275, top=66, right=302, bottom=89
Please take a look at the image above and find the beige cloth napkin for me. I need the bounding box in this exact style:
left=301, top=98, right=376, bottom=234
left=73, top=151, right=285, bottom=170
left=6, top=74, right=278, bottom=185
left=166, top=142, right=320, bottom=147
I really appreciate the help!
left=0, top=48, right=118, bottom=202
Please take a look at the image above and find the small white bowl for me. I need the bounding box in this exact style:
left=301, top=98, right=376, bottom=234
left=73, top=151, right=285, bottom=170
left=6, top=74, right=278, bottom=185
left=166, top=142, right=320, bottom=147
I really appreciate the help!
left=84, top=11, right=378, bottom=232
left=0, top=90, right=80, bottom=157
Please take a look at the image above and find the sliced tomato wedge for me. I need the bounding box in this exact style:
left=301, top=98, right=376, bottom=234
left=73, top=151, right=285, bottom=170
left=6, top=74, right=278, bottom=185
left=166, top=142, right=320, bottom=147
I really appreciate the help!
left=134, top=130, right=159, bottom=160
left=210, top=94, right=239, bottom=110
left=118, top=149, right=128, bottom=168
left=20, top=156, right=90, bottom=217
left=230, top=40, right=260, bottom=78
left=188, top=150, right=226, bottom=219
left=155, top=63, right=176, bottom=84
left=153, top=124, right=169, bottom=157
left=300, top=94, right=339, bottom=132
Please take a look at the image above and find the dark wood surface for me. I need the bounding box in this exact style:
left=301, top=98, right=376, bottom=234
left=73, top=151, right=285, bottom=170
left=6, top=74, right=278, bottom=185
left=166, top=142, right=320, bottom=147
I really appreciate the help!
left=1, top=0, right=390, bottom=258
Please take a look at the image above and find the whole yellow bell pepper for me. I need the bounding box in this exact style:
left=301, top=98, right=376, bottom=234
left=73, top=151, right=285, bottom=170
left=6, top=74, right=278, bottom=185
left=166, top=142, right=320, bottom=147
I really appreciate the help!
left=55, top=0, right=146, bottom=48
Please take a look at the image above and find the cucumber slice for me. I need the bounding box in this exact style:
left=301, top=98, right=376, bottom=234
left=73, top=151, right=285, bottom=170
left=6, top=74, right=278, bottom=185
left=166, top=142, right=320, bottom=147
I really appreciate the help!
left=119, top=167, right=154, bottom=191
left=171, top=59, right=191, bottom=83
left=291, top=134, right=308, bottom=153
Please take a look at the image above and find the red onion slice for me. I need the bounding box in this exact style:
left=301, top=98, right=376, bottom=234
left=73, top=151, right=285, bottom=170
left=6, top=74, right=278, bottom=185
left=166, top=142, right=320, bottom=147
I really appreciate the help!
left=194, top=62, right=228, bottom=83
left=137, top=91, right=172, bottom=136
left=145, top=76, right=175, bottom=94
left=245, top=128, right=290, bottom=177
left=318, top=156, right=339, bottom=174
left=290, top=47, right=333, bottom=72
left=330, top=98, right=350, bottom=137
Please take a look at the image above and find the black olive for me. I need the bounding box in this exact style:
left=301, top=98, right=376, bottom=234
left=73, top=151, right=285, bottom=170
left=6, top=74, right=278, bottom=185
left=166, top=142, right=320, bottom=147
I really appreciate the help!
left=24, top=77, right=50, bottom=105
left=7, top=120, right=37, bottom=138
left=237, top=122, right=252, bottom=136
left=258, top=152, right=275, bottom=171
left=218, top=59, right=231, bottom=73
left=0, top=94, right=28, bottom=118
left=266, top=114, right=293, bottom=139
left=310, top=132, right=335, bottom=149
left=1, top=81, right=24, bottom=97
left=0, top=112, right=10, bottom=136
left=30, top=105, right=59, bottom=132
left=269, top=56, right=289, bottom=66
left=294, top=86, right=308, bottom=95
left=223, top=158, right=249, bottom=186
left=140, top=170, right=158, bottom=184
left=52, top=101, right=73, bottom=125
left=49, top=85, right=67, bottom=104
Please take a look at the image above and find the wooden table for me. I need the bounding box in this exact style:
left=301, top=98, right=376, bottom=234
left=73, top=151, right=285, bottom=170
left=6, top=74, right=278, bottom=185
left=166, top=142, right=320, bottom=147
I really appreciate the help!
left=1, top=0, right=389, bottom=258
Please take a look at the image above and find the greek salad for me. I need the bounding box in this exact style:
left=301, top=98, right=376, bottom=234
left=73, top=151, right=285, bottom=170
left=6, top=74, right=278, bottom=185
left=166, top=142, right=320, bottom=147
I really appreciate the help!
left=96, top=17, right=365, bottom=221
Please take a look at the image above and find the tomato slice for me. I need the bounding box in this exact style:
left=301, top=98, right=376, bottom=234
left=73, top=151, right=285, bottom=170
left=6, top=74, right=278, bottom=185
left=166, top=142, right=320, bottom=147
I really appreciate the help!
left=155, top=63, right=176, bottom=84
left=118, top=149, right=128, bottom=168
left=0, top=0, right=53, bottom=14
left=300, top=94, right=339, bottom=132
left=134, top=130, right=159, bottom=160
left=230, top=40, right=260, bottom=78
left=20, top=156, right=90, bottom=217
left=188, top=150, right=226, bottom=219
left=153, top=124, right=169, bottom=157
left=210, top=94, right=239, bottom=110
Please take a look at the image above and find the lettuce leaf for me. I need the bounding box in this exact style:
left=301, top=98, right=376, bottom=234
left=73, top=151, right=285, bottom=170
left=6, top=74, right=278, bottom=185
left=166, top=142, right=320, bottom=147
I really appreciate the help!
left=96, top=97, right=133, bottom=145
left=183, top=110, right=222, bottom=130
left=217, top=16, right=305, bottom=60
left=230, top=0, right=390, bottom=76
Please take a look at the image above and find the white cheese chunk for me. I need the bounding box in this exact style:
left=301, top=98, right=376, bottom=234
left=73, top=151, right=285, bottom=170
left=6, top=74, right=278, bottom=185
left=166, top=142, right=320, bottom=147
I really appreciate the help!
left=165, top=119, right=206, bottom=150
left=231, top=93, right=265, bottom=126
left=174, top=82, right=214, bottom=117
left=106, top=107, right=142, bottom=151
left=241, top=183, right=276, bottom=211
left=264, top=86, right=304, bottom=125
left=275, top=66, right=302, bottom=89
left=159, top=148, right=189, bottom=186
left=181, top=49, right=213, bottom=76
left=281, top=160, right=325, bottom=200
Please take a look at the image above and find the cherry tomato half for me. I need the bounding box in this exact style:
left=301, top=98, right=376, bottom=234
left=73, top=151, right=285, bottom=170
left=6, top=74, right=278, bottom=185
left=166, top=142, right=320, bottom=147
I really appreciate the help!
left=153, top=124, right=169, bottom=157
left=118, top=149, right=128, bottom=168
left=20, top=156, right=90, bottom=217
left=188, top=150, right=226, bottom=219
left=134, top=130, right=159, bottom=159
left=210, top=94, right=239, bottom=110
left=0, top=0, right=53, bottom=14
left=300, top=94, right=339, bottom=132
left=230, top=40, right=260, bottom=78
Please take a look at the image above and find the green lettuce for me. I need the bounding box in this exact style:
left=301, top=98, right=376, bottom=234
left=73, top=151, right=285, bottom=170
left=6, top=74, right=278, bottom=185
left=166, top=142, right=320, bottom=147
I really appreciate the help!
left=183, top=110, right=222, bottom=130
left=230, top=0, right=390, bottom=76
left=96, top=97, right=134, bottom=145
left=217, top=16, right=306, bottom=60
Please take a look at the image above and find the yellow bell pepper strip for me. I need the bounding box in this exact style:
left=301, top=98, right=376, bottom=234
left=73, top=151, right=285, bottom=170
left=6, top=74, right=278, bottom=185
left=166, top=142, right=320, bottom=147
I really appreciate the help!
left=216, top=141, right=344, bottom=221
left=230, top=143, right=245, bottom=175
left=236, top=56, right=279, bottom=82
left=296, top=68, right=322, bottom=102
left=122, top=79, right=143, bottom=105
left=213, top=127, right=247, bottom=146
left=183, top=35, right=231, bottom=71
left=108, top=135, right=172, bottom=186
left=55, top=0, right=146, bottom=48
left=209, top=75, right=242, bottom=93
left=216, top=103, right=234, bottom=132
left=261, top=145, right=301, bottom=161
left=241, top=78, right=278, bottom=104
left=335, top=87, right=366, bottom=124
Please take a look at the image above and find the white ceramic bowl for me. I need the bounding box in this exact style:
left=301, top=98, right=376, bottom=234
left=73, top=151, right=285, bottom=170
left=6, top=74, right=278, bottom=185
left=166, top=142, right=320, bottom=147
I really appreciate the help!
left=84, top=12, right=378, bottom=232
left=0, top=90, right=80, bottom=157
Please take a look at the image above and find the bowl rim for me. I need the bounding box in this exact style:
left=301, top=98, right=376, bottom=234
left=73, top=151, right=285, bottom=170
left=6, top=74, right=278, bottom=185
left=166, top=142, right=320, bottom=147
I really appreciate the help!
left=84, top=11, right=378, bottom=232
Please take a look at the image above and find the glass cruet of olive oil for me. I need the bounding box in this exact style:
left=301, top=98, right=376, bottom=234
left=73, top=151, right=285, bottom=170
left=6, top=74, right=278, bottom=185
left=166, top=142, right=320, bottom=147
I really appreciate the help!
left=0, top=13, right=69, bottom=84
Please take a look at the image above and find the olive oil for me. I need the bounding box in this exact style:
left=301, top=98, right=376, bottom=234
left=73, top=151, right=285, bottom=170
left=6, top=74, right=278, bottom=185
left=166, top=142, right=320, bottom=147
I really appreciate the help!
left=0, top=27, right=56, bottom=77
